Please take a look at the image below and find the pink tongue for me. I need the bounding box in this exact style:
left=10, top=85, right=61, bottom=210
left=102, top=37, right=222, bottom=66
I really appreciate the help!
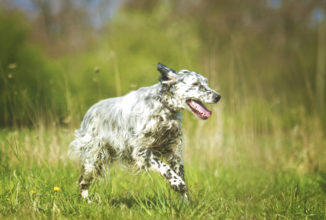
left=189, top=100, right=212, bottom=118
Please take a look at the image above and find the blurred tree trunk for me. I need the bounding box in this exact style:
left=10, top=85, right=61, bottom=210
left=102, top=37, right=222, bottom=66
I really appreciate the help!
left=316, top=18, right=326, bottom=111
left=33, top=0, right=53, bottom=35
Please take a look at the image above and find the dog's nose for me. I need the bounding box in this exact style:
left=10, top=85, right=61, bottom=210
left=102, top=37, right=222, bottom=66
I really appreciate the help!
left=213, top=94, right=221, bottom=103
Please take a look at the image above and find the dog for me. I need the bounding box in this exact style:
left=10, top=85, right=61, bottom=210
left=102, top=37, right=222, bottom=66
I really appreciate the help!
left=69, top=63, right=221, bottom=201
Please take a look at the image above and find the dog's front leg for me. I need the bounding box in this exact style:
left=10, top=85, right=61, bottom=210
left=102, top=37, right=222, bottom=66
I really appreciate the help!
left=168, top=150, right=185, bottom=181
left=135, top=149, right=187, bottom=195
left=167, top=150, right=189, bottom=201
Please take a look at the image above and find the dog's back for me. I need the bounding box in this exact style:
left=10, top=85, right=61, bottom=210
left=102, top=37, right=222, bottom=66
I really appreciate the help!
left=69, top=83, right=180, bottom=163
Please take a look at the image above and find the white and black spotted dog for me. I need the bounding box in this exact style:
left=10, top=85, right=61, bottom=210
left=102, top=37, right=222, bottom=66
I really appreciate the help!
left=69, top=63, right=221, bottom=201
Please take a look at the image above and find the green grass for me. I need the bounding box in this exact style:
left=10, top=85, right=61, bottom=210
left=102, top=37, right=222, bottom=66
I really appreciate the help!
left=0, top=127, right=325, bottom=219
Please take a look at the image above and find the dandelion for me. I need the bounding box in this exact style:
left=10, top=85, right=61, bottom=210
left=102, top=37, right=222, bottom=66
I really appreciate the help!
left=53, top=186, right=60, bottom=192
left=8, top=63, right=17, bottom=69
left=30, top=190, right=36, bottom=195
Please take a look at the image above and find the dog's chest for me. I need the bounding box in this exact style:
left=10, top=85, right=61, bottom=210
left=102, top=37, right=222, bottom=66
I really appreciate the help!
left=140, top=115, right=182, bottom=150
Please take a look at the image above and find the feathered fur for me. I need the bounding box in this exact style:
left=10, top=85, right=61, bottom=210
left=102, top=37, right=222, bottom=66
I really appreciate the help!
left=69, top=63, right=220, bottom=202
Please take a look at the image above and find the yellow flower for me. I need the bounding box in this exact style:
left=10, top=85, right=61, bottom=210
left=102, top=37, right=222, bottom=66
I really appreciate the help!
left=8, top=63, right=17, bottom=69
left=53, top=186, right=60, bottom=192
left=30, top=190, right=36, bottom=195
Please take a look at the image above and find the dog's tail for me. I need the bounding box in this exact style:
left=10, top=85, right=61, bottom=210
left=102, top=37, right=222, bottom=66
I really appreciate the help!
left=68, top=107, right=97, bottom=161
left=68, top=129, right=88, bottom=161
left=68, top=128, right=105, bottom=165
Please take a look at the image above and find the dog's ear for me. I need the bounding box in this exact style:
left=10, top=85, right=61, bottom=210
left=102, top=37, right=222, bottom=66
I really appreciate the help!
left=157, top=63, right=177, bottom=85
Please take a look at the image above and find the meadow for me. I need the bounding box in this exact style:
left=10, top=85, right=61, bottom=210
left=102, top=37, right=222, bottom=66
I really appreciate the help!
left=0, top=107, right=325, bottom=219
left=1, top=1, right=326, bottom=219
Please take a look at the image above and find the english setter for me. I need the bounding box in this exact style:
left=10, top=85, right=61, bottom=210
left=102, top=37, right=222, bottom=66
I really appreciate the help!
left=69, top=63, right=221, bottom=201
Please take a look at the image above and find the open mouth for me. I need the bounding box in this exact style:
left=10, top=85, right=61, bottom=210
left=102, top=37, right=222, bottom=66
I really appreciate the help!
left=186, top=100, right=212, bottom=120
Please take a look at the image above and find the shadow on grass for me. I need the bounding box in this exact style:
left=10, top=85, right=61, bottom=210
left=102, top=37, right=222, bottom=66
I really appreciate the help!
left=107, top=192, right=191, bottom=215
left=110, top=196, right=137, bottom=208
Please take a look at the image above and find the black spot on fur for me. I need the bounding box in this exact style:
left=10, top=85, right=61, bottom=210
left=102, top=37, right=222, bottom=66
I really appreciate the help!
left=164, top=169, right=172, bottom=180
left=80, top=183, right=90, bottom=190
left=179, top=165, right=185, bottom=179
left=143, top=150, right=152, bottom=167
left=153, top=158, right=160, bottom=168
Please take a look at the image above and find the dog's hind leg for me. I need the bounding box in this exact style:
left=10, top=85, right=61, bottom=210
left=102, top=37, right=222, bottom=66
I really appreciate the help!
left=78, top=159, right=103, bottom=202
left=135, top=148, right=187, bottom=195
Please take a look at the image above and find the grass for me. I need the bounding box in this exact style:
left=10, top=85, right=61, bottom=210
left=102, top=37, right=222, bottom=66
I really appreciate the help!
left=1, top=164, right=325, bottom=219
left=0, top=116, right=325, bottom=219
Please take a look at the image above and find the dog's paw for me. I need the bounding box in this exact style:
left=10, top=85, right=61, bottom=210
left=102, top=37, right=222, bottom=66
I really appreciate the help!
left=182, top=193, right=191, bottom=205
left=171, top=181, right=187, bottom=193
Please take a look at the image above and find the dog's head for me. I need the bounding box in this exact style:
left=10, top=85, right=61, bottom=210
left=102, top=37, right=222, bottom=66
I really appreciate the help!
left=158, top=63, right=221, bottom=120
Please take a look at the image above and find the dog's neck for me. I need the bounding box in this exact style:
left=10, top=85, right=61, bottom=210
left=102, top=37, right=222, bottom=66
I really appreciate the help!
left=156, top=84, right=181, bottom=119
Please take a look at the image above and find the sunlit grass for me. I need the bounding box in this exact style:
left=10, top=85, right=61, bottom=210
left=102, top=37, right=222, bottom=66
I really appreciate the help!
left=0, top=117, right=325, bottom=219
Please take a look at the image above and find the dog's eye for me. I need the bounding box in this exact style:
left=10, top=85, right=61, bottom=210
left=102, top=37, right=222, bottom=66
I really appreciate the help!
left=192, top=82, right=200, bottom=86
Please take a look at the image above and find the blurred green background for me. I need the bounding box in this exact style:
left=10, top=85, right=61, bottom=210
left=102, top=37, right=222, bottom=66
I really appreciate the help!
left=0, top=0, right=325, bottom=172
left=0, top=1, right=326, bottom=218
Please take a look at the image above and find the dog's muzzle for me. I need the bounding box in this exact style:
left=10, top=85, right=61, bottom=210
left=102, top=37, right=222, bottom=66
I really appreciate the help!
left=213, top=93, right=221, bottom=103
